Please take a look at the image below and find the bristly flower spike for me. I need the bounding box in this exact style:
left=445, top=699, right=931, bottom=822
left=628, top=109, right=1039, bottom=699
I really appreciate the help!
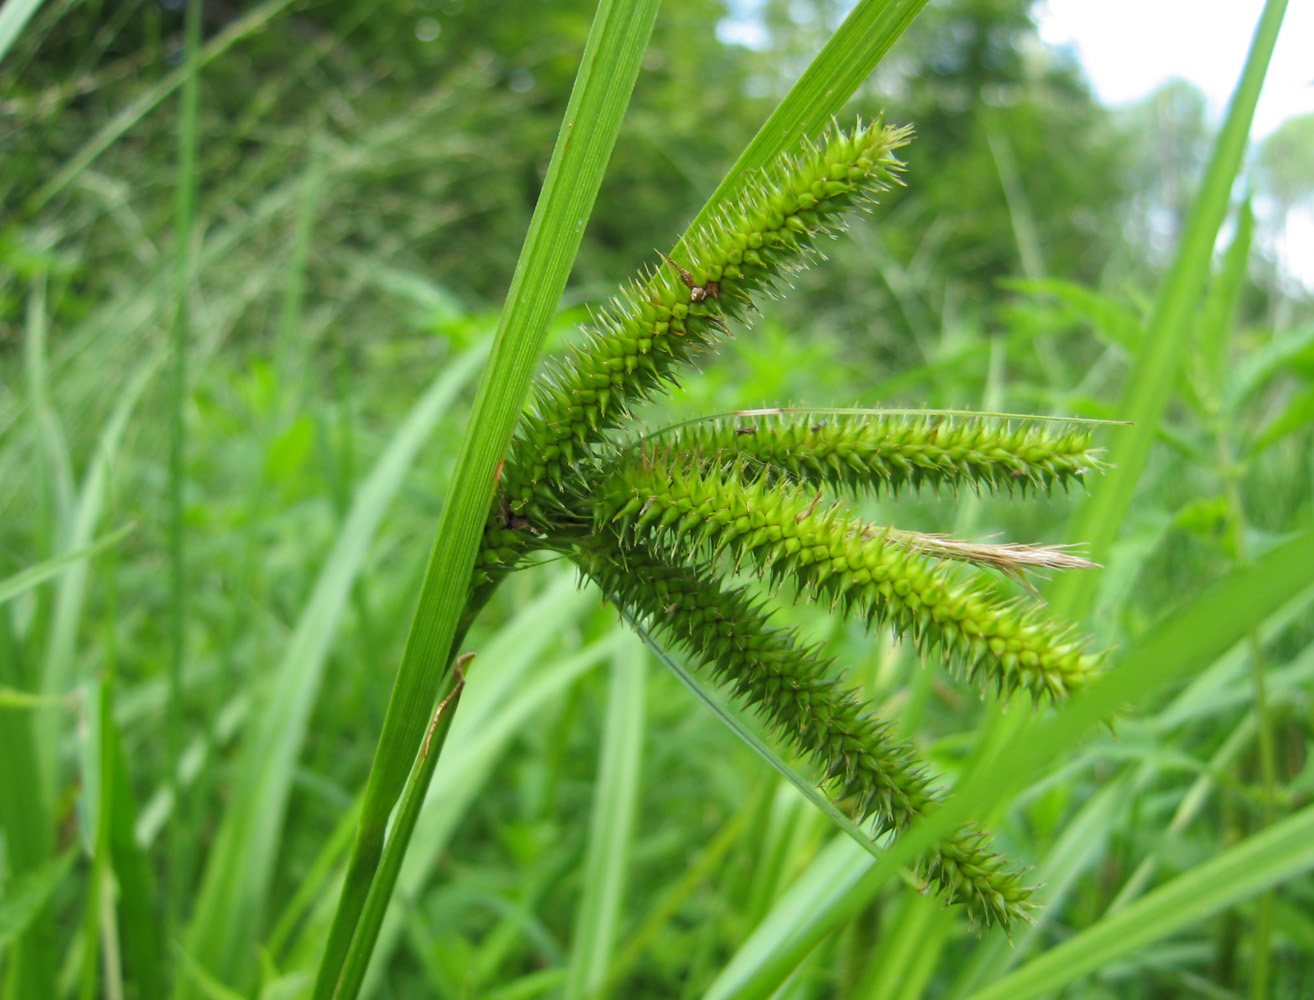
left=578, top=534, right=1035, bottom=929
left=600, top=451, right=1106, bottom=705
left=499, top=118, right=913, bottom=525
left=654, top=411, right=1109, bottom=500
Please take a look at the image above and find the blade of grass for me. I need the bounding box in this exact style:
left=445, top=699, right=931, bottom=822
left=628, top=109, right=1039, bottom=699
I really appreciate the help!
left=165, top=0, right=202, bottom=934
left=79, top=674, right=117, bottom=1000
left=0, top=0, right=48, bottom=64
left=564, top=637, right=647, bottom=1000
left=0, top=683, right=58, bottom=1000
left=850, top=891, right=952, bottom=1000
left=179, top=345, right=485, bottom=996
left=680, top=0, right=931, bottom=244
left=25, top=273, right=74, bottom=551
left=327, top=662, right=470, bottom=1000
left=353, top=591, right=613, bottom=1000
left=350, top=575, right=602, bottom=996
left=104, top=688, right=166, bottom=999
left=957, top=802, right=1314, bottom=1000
left=309, top=2, right=662, bottom=994
left=0, top=525, right=133, bottom=606
left=0, top=850, right=76, bottom=951
left=38, top=356, right=160, bottom=779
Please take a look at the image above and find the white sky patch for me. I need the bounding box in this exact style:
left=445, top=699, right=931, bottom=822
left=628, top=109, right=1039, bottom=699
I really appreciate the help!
left=1036, top=0, right=1314, bottom=139
left=1277, top=205, right=1314, bottom=290
left=716, top=17, right=770, bottom=49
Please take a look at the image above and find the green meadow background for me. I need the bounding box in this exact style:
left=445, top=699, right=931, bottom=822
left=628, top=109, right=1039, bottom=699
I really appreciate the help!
left=2, top=0, right=1312, bottom=997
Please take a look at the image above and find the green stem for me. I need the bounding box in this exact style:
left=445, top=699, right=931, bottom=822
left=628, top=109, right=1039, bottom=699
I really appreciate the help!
left=166, top=0, right=202, bottom=937
left=309, top=2, right=662, bottom=993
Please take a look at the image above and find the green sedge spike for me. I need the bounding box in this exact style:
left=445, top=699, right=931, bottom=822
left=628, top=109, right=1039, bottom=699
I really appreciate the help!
left=579, top=534, right=936, bottom=829
left=578, top=535, right=1034, bottom=929
left=600, top=452, right=1106, bottom=703
left=499, top=118, right=913, bottom=524
left=648, top=412, right=1107, bottom=499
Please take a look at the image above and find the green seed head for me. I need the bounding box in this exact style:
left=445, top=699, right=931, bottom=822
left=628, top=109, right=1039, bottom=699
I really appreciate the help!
left=501, top=119, right=912, bottom=523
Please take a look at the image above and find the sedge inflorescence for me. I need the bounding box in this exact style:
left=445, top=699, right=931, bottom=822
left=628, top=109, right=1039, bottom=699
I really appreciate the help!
left=471, top=118, right=1109, bottom=930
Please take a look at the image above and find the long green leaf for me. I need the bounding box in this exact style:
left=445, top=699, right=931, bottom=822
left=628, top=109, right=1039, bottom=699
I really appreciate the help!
left=165, top=0, right=204, bottom=935
left=39, top=357, right=159, bottom=755
left=0, top=526, right=133, bottom=607
left=358, top=582, right=610, bottom=998
left=0, top=0, right=48, bottom=65
left=310, top=1, right=662, bottom=993
left=681, top=0, right=930, bottom=242
left=0, top=850, right=76, bottom=950
left=565, top=638, right=647, bottom=1000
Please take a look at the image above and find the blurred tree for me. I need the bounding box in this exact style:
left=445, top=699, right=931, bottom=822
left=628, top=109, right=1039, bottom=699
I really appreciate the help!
left=875, top=0, right=1130, bottom=290
left=1255, top=112, right=1314, bottom=212
left=1120, top=78, right=1212, bottom=258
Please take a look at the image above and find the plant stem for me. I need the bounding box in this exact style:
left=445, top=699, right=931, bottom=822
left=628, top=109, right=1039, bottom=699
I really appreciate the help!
left=166, top=0, right=202, bottom=938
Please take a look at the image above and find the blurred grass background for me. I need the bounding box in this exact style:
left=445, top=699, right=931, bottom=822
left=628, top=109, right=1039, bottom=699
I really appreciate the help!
left=1, top=0, right=1312, bottom=998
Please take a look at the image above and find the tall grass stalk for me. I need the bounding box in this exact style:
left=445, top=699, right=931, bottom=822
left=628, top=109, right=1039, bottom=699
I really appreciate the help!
left=165, top=0, right=202, bottom=932
left=310, top=3, right=663, bottom=992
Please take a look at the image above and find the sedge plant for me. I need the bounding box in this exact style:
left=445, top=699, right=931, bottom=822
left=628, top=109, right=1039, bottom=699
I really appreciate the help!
left=315, top=4, right=1112, bottom=994
left=469, top=117, right=1109, bottom=929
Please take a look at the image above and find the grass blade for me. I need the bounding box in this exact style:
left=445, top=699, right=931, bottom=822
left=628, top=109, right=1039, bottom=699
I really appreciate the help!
left=564, top=638, right=647, bottom=1000
left=351, top=589, right=612, bottom=1000
left=0, top=526, right=133, bottom=606
left=681, top=0, right=930, bottom=242
left=165, top=0, right=203, bottom=934
left=0, top=0, right=48, bottom=65
left=0, top=850, right=76, bottom=951
left=355, top=578, right=606, bottom=997
left=24, top=274, right=74, bottom=549
left=310, top=2, right=662, bottom=993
